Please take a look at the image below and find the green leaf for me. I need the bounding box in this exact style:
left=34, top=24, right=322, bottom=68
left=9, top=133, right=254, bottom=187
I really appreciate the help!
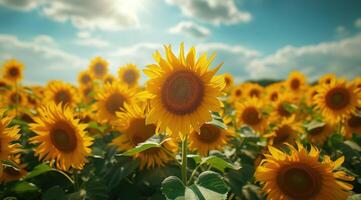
left=161, top=176, right=185, bottom=200
left=11, top=181, right=39, bottom=194
left=304, top=120, right=325, bottom=131
left=83, top=178, right=109, bottom=200
left=1, top=160, right=20, bottom=170
left=24, top=164, right=53, bottom=179
left=348, top=194, right=361, bottom=200
left=282, top=102, right=297, bottom=113
left=122, top=141, right=161, bottom=156
left=42, top=186, right=66, bottom=200
left=187, top=154, right=201, bottom=164
left=208, top=116, right=227, bottom=130
left=201, top=156, right=239, bottom=172
left=344, top=140, right=361, bottom=151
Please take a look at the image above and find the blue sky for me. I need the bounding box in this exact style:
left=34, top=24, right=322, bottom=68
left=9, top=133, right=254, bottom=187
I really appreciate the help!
left=0, top=0, right=361, bottom=84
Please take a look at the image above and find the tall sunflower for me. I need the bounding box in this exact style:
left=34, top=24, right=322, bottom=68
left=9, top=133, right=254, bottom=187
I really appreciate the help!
left=2, top=59, right=24, bottom=83
left=144, top=44, right=225, bottom=137
left=188, top=123, right=233, bottom=156
left=94, top=82, right=135, bottom=122
left=89, top=56, right=108, bottom=80
left=44, top=80, right=79, bottom=108
left=0, top=109, right=21, bottom=160
left=285, top=71, right=307, bottom=96
left=344, top=113, right=361, bottom=138
left=29, top=103, right=93, bottom=171
left=111, top=103, right=178, bottom=169
left=236, top=98, right=268, bottom=133
left=77, top=70, right=93, bottom=86
left=118, top=64, right=140, bottom=88
left=315, top=79, right=360, bottom=124
left=255, top=143, right=354, bottom=200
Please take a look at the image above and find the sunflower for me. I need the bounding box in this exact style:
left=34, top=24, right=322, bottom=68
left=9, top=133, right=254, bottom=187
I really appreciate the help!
left=144, top=44, right=225, bottom=137
left=236, top=98, right=268, bottom=133
left=89, top=56, right=108, bottom=80
left=0, top=109, right=21, bottom=160
left=188, top=123, right=233, bottom=156
left=223, top=73, right=234, bottom=92
left=229, top=85, right=243, bottom=103
left=5, top=89, right=28, bottom=108
left=255, top=142, right=354, bottom=200
left=112, top=103, right=178, bottom=169
left=80, top=85, right=94, bottom=104
left=270, top=95, right=297, bottom=121
left=265, top=83, right=283, bottom=103
left=0, top=155, right=27, bottom=183
left=2, top=59, right=24, bottom=83
left=315, top=79, right=360, bottom=124
left=244, top=83, right=264, bottom=99
left=351, top=77, right=361, bottom=90
left=44, top=80, right=79, bottom=108
left=344, top=113, right=361, bottom=138
left=77, top=70, right=93, bottom=86
left=306, top=86, right=319, bottom=106
left=94, top=82, right=135, bottom=122
left=285, top=71, right=307, bottom=96
left=0, top=79, right=10, bottom=94
left=118, top=64, right=140, bottom=88
left=305, top=121, right=335, bottom=145
left=103, top=74, right=116, bottom=84
left=266, top=116, right=300, bottom=147
left=319, top=73, right=336, bottom=85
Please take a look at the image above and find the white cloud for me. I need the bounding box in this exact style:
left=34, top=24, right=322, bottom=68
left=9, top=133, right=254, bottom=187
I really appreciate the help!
left=246, top=34, right=361, bottom=81
left=75, top=32, right=110, bottom=48
left=0, top=34, right=86, bottom=84
left=166, top=0, right=251, bottom=25
left=0, top=0, right=144, bottom=31
left=355, top=18, right=361, bottom=29
left=335, top=26, right=349, bottom=37
left=169, top=21, right=210, bottom=39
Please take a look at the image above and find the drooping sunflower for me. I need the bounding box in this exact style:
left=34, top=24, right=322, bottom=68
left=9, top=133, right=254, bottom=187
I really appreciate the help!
left=305, top=121, right=335, bottom=145
left=188, top=123, right=234, bottom=156
left=236, top=98, right=268, bottom=133
left=244, top=83, right=264, bottom=99
left=344, top=113, right=361, bottom=138
left=0, top=155, right=27, bottom=183
left=319, top=73, right=336, bottom=85
left=0, top=109, right=21, bottom=160
left=103, top=74, right=116, bottom=84
left=94, top=82, right=135, bottom=122
left=223, top=73, right=234, bottom=92
left=255, top=142, right=354, bottom=200
left=2, top=59, right=24, bottom=83
left=89, top=56, right=108, bottom=80
left=44, top=80, right=79, bottom=108
left=29, top=103, right=93, bottom=171
left=111, top=103, right=178, bottom=169
left=266, top=116, right=300, bottom=147
left=284, top=71, right=307, bottom=96
left=144, top=44, right=225, bottom=137
left=77, top=70, right=93, bottom=86
left=118, top=64, right=140, bottom=88
left=315, top=79, right=360, bottom=124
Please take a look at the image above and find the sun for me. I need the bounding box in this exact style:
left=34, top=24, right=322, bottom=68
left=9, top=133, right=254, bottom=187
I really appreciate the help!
left=255, top=142, right=354, bottom=200
left=89, top=56, right=108, bottom=80
left=94, top=81, right=135, bottom=123
left=315, top=79, right=360, bottom=124
left=2, top=59, right=24, bottom=83
left=144, top=44, right=225, bottom=137
left=111, top=103, right=178, bottom=169
left=118, top=64, right=140, bottom=88
left=0, top=109, right=21, bottom=161
left=29, top=103, right=93, bottom=171
left=236, top=98, right=268, bottom=133
left=45, top=80, right=79, bottom=108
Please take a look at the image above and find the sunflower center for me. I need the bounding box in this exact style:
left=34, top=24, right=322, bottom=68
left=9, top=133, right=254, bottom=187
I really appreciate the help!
left=325, top=87, right=350, bottom=110
left=10, top=93, right=21, bottom=104
left=225, top=77, right=231, bottom=86
left=348, top=115, right=361, bottom=128
left=309, top=125, right=325, bottom=136
left=128, top=118, right=156, bottom=145
left=105, top=93, right=125, bottom=115
left=161, top=70, right=204, bottom=115
left=197, top=124, right=221, bottom=143
left=50, top=123, right=77, bottom=152
left=274, top=125, right=292, bottom=144
left=270, top=92, right=278, bottom=101
left=250, top=89, right=260, bottom=98
left=3, top=166, right=21, bottom=177
left=94, top=63, right=106, bottom=75
left=242, top=107, right=261, bottom=125
left=81, top=74, right=91, bottom=84
left=278, top=102, right=292, bottom=117
left=235, top=89, right=242, bottom=97
left=54, top=90, right=71, bottom=105
left=290, top=79, right=300, bottom=90
left=9, top=67, right=20, bottom=77
left=123, top=70, right=137, bottom=85
left=278, top=164, right=321, bottom=199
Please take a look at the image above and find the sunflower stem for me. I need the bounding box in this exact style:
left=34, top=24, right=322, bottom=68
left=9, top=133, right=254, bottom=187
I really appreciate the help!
left=181, top=135, right=188, bottom=185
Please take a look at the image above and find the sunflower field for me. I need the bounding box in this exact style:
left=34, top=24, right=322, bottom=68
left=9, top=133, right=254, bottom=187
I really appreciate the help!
left=0, top=44, right=360, bottom=200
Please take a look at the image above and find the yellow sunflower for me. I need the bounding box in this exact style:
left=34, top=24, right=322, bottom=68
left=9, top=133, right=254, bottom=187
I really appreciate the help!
left=265, top=83, right=283, bottom=103
left=94, top=82, right=135, bottom=122
left=315, top=79, right=360, bottom=124
left=2, top=59, right=24, bottom=83
left=80, top=85, right=94, bottom=104
left=77, top=70, right=93, bottom=86
left=236, top=98, right=268, bottom=133
left=103, top=74, right=116, bottom=84
left=188, top=123, right=234, bottom=156
left=319, top=73, right=336, bottom=85
left=229, top=85, right=243, bottom=103
left=344, top=113, right=361, bottom=138
left=266, top=116, right=300, bottom=147
left=89, top=56, right=108, bottom=80
left=5, top=89, right=28, bottom=108
left=351, top=77, right=361, bottom=90
left=223, top=73, right=234, bottom=92
left=0, top=155, right=27, bottom=183
left=0, top=109, right=21, bottom=160
left=270, top=95, right=297, bottom=121
left=285, top=71, right=307, bottom=96
left=118, top=64, right=140, bottom=88
left=255, top=142, right=354, bottom=200
left=244, top=83, right=264, bottom=99
left=305, top=121, right=335, bottom=145
left=306, top=86, right=319, bottom=106
left=111, top=103, right=178, bottom=169
left=44, top=80, right=79, bottom=108
left=29, top=103, right=93, bottom=171
left=144, top=44, right=225, bottom=137
left=0, top=79, right=10, bottom=94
